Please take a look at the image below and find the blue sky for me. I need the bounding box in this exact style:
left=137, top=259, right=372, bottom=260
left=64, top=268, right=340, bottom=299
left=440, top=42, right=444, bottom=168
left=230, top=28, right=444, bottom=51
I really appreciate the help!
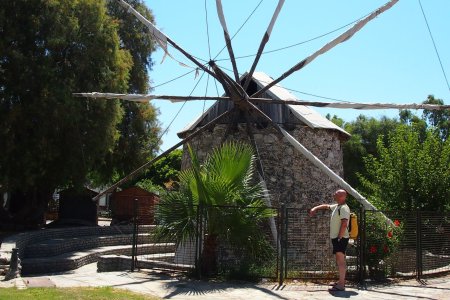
left=142, top=0, right=449, bottom=151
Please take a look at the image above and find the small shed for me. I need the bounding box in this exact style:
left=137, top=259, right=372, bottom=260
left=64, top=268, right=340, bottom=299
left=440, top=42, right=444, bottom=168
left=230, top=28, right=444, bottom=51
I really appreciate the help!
left=111, top=186, right=159, bottom=225
left=57, top=187, right=98, bottom=226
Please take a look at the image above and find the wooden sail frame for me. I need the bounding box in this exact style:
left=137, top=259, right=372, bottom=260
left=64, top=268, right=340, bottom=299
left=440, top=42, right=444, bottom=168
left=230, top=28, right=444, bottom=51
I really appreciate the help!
left=73, top=92, right=450, bottom=110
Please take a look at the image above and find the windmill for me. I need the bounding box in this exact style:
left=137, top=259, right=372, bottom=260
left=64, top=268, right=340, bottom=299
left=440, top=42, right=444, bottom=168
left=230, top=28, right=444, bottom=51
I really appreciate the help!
left=76, top=0, right=449, bottom=213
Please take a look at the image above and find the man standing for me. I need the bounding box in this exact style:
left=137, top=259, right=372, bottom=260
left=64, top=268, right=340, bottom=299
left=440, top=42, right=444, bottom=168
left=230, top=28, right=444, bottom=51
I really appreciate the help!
left=309, top=189, right=350, bottom=291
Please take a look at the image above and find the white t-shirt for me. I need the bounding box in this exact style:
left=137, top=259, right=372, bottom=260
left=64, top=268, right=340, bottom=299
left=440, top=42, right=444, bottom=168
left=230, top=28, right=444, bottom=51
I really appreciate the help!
left=329, top=203, right=350, bottom=239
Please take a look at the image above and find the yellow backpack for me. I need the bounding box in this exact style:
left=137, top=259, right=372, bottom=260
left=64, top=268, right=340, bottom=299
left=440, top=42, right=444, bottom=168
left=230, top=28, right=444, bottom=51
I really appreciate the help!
left=348, top=212, right=359, bottom=240
left=338, top=206, right=359, bottom=240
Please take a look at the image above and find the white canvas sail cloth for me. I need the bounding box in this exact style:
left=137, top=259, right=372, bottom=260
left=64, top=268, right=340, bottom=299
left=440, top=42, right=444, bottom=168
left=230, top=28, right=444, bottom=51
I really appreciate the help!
left=115, top=0, right=168, bottom=56
left=299, top=0, right=400, bottom=71
left=72, top=92, right=450, bottom=111
left=266, top=0, right=285, bottom=36
left=215, top=0, right=241, bottom=80
left=243, top=0, right=285, bottom=90
left=115, top=0, right=193, bottom=68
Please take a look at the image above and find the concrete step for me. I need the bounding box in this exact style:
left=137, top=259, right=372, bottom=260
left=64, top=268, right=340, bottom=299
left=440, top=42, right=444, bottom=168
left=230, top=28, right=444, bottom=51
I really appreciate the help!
left=0, top=264, right=9, bottom=276
left=347, top=255, right=357, bottom=265
left=24, top=233, right=153, bottom=258
left=21, top=243, right=175, bottom=275
left=1, top=225, right=155, bottom=260
left=97, top=254, right=193, bottom=273
left=138, top=257, right=194, bottom=272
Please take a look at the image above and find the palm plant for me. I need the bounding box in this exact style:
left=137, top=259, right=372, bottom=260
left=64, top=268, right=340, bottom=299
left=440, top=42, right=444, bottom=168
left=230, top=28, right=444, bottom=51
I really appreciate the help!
left=154, top=141, right=275, bottom=275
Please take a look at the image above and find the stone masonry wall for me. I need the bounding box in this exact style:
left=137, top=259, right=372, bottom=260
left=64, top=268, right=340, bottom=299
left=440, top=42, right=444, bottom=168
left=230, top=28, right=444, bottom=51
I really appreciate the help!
left=181, top=124, right=344, bottom=207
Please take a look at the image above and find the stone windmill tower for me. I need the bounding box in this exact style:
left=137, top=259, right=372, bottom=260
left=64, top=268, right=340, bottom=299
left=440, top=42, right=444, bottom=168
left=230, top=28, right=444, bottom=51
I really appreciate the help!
left=176, top=72, right=352, bottom=267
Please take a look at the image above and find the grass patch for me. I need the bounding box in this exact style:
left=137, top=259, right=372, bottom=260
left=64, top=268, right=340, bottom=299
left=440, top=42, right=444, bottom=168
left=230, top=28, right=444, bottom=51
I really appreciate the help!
left=0, top=286, right=161, bottom=300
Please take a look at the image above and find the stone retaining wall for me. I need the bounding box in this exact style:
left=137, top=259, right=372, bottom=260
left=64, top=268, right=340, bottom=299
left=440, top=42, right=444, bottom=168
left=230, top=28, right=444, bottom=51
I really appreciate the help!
left=0, top=225, right=154, bottom=271
left=22, top=243, right=175, bottom=275
left=98, top=254, right=193, bottom=272
left=24, top=233, right=151, bottom=258
left=98, top=255, right=132, bottom=272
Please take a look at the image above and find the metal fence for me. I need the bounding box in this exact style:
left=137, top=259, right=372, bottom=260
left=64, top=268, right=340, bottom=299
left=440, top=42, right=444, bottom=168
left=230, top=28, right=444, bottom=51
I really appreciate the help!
left=130, top=202, right=450, bottom=284
left=360, top=210, right=450, bottom=281
left=280, top=206, right=360, bottom=282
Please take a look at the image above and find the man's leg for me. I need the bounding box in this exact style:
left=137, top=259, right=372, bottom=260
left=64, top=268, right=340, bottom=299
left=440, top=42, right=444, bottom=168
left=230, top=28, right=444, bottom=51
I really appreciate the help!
left=335, top=252, right=346, bottom=287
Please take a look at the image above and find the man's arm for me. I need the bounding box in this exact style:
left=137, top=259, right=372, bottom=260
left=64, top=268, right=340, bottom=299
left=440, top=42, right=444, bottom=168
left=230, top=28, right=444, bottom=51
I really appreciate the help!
left=308, top=204, right=331, bottom=217
left=338, top=219, right=349, bottom=240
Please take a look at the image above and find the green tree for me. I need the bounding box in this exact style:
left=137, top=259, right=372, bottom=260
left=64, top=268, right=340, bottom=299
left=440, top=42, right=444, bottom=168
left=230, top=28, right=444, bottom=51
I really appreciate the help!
left=342, top=115, right=399, bottom=188
left=103, top=0, right=161, bottom=182
left=96, top=101, right=161, bottom=184
left=130, top=148, right=182, bottom=196
left=359, top=125, right=450, bottom=211
left=422, top=95, right=450, bottom=141
left=0, top=0, right=132, bottom=228
left=155, top=142, right=275, bottom=275
left=135, top=179, right=165, bottom=195
left=326, top=113, right=345, bottom=128
left=107, top=0, right=155, bottom=94
left=140, top=148, right=182, bottom=187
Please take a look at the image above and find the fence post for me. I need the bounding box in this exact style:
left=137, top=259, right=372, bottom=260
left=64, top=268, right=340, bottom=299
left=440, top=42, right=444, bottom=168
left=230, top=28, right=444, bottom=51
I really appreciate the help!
left=416, top=209, right=423, bottom=280
left=5, top=248, right=21, bottom=280
left=358, top=207, right=365, bottom=284
left=131, top=198, right=138, bottom=272
left=196, top=204, right=203, bottom=279
left=278, top=204, right=287, bottom=286
left=284, top=206, right=288, bottom=281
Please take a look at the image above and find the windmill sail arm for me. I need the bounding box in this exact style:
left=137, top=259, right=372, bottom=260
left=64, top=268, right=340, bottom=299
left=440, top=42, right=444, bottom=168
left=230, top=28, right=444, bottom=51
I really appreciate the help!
left=114, top=0, right=167, bottom=53
left=253, top=0, right=399, bottom=98
left=215, top=0, right=240, bottom=81
left=246, top=115, right=279, bottom=245
left=209, top=60, right=248, bottom=100
left=73, top=92, right=234, bottom=103
left=166, top=36, right=219, bottom=80
left=250, top=102, right=376, bottom=211
left=73, top=92, right=449, bottom=111
left=243, top=0, right=285, bottom=90
left=115, top=0, right=219, bottom=81
left=280, top=128, right=379, bottom=212
left=250, top=98, right=450, bottom=110
left=248, top=101, right=389, bottom=220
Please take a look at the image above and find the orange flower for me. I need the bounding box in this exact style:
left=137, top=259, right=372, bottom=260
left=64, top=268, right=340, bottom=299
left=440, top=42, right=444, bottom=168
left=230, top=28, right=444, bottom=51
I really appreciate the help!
left=394, top=219, right=401, bottom=227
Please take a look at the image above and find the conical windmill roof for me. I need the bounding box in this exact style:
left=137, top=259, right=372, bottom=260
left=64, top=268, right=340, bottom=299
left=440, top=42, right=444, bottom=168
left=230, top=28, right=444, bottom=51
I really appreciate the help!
left=178, top=71, right=350, bottom=138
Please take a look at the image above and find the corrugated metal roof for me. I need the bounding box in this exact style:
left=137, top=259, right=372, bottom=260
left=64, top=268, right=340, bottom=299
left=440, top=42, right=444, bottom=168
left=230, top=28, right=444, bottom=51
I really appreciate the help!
left=252, top=72, right=350, bottom=137
left=178, top=71, right=350, bottom=137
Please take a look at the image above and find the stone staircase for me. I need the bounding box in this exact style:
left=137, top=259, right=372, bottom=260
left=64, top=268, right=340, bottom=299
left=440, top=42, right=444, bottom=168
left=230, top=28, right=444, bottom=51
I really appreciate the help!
left=24, top=233, right=153, bottom=258
left=0, top=257, right=9, bottom=277
left=1, top=225, right=185, bottom=276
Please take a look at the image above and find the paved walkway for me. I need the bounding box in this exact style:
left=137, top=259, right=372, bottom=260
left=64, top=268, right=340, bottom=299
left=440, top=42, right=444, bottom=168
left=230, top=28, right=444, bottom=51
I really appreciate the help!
left=1, top=263, right=449, bottom=299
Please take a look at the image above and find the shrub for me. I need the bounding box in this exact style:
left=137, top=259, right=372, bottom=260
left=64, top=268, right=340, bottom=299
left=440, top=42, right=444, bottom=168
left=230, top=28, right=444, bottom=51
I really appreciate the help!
left=365, top=212, right=403, bottom=279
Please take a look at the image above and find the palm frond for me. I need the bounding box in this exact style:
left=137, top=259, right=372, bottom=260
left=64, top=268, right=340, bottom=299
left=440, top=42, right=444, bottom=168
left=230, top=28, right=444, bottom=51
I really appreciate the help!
left=205, top=142, right=254, bottom=188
